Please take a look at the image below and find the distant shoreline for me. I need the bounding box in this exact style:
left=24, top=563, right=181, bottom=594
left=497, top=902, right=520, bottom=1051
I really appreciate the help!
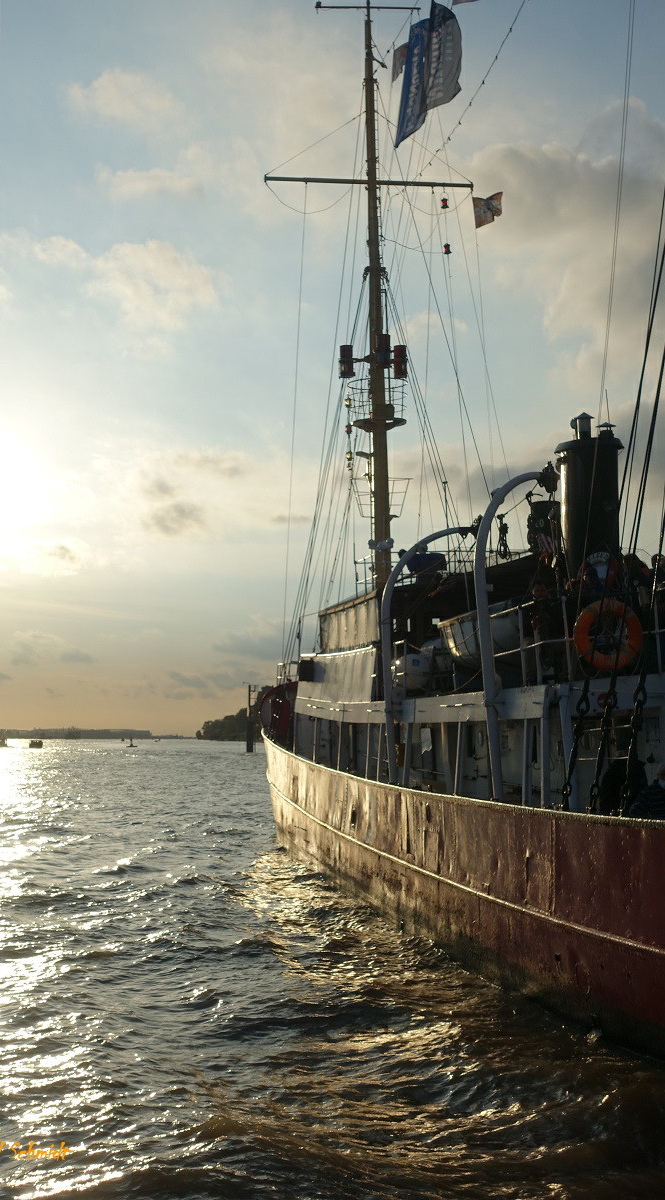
left=0, top=729, right=186, bottom=740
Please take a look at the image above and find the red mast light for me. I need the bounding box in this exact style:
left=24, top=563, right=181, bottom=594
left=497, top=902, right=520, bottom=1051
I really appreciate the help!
left=339, top=344, right=355, bottom=378
left=393, top=345, right=407, bottom=379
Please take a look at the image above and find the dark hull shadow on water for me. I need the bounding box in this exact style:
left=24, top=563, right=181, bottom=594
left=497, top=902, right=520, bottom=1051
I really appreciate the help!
left=176, top=852, right=665, bottom=1200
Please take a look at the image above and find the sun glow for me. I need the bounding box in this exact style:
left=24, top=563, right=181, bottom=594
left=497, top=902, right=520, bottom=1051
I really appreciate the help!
left=0, top=436, right=60, bottom=566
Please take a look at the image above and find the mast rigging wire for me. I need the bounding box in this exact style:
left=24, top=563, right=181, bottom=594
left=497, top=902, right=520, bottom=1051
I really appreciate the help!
left=389, top=181, right=491, bottom=500
left=618, top=183, right=665, bottom=559
left=266, top=114, right=361, bottom=177
left=619, top=181, right=665, bottom=517
left=376, top=84, right=496, bottom=514
left=281, top=187, right=309, bottom=661
left=596, top=0, right=636, bottom=423
left=281, top=116, right=368, bottom=665
left=264, top=181, right=353, bottom=216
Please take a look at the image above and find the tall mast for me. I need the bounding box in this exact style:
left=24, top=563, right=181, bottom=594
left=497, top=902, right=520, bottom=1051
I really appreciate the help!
left=362, top=0, right=392, bottom=588
left=267, top=4, right=473, bottom=593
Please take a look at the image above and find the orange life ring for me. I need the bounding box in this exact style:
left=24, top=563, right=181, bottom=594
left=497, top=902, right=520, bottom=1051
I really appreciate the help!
left=573, top=599, right=643, bottom=671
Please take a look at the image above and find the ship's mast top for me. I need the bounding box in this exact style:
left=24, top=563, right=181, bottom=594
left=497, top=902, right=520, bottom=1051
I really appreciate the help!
left=323, top=3, right=414, bottom=587
left=272, top=4, right=468, bottom=590
left=316, top=2, right=417, bottom=586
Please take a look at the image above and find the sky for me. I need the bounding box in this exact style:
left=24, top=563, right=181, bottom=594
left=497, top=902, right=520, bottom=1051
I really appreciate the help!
left=0, top=0, right=663, bottom=735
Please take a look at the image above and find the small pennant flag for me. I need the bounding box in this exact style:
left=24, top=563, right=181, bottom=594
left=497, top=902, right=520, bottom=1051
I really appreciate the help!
left=452, top=1, right=479, bottom=5
left=473, top=192, right=503, bottom=228
left=392, top=41, right=408, bottom=82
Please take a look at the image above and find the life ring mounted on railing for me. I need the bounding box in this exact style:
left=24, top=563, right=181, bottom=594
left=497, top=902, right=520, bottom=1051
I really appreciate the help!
left=573, top=599, right=643, bottom=671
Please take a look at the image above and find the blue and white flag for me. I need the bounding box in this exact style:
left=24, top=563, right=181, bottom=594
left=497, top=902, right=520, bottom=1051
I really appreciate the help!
left=395, top=4, right=461, bottom=148
left=394, top=18, right=429, bottom=145
left=426, top=3, right=463, bottom=112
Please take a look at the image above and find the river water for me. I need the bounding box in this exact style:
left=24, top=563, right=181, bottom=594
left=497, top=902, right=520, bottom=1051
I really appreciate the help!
left=1, top=738, right=665, bottom=1200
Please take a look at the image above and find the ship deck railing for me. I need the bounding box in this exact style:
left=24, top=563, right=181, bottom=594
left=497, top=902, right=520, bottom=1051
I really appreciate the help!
left=392, top=594, right=665, bottom=694
left=486, top=594, right=663, bottom=686
left=352, top=550, right=515, bottom=600
left=496, top=596, right=574, bottom=686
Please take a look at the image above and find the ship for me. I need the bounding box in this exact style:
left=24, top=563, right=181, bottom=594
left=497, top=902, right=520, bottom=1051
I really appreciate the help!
left=261, top=2, right=665, bottom=1055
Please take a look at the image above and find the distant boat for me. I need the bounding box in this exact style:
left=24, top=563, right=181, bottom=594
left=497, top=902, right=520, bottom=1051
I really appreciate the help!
left=29, top=739, right=43, bottom=749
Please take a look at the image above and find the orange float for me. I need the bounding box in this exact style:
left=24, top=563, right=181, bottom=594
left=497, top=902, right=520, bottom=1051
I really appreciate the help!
left=573, top=599, right=643, bottom=671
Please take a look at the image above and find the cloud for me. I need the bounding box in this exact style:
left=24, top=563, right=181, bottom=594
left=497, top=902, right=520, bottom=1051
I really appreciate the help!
left=173, top=450, right=252, bottom=477
left=163, top=671, right=225, bottom=701
left=47, top=544, right=80, bottom=565
left=206, top=15, right=356, bottom=161
left=81, top=22, right=362, bottom=228
left=139, top=471, right=210, bottom=537
left=0, top=231, right=221, bottom=342
left=142, top=500, right=207, bottom=537
left=60, top=649, right=95, bottom=664
left=202, top=15, right=359, bottom=226
left=27, top=18, right=365, bottom=312
left=11, top=631, right=67, bottom=666
left=96, top=165, right=204, bottom=202
left=128, top=444, right=316, bottom=543
left=136, top=451, right=260, bottom=540
left=19, top=538, right=107, bottom=580
left=204, top=669, right=245, bottom=691
left=94, top=142, right=219, bottom=207
left=87, top=239, right=219, bottom=332
left=10, top=630, right=95, bottom=668
left=68, top=69, right=186, bottom=136
left=403, top=310, right=468, bottom=346
left=33, top=236, right=90, bottom=270
left=12, top=632, right=63, bottom=665
left=169, top=671, right=209, bottom=690
left=468, top=125, right=665, bottom=397
left=270, top=513, right=310, bottom=525
left=577, top=98, right=665, bottom=177
left=213, top=629, right=282, bottom=663
left=144, top=476, right=177, bottom=500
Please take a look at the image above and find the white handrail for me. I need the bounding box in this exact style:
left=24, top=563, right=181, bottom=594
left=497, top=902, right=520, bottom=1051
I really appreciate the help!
left=473, top=473, right=541, bottom=799
left=381, top=528, right=472, bottom=785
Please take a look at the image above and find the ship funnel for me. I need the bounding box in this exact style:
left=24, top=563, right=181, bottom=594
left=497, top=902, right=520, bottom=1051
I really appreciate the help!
left=555, top=417, right=623, bottom=580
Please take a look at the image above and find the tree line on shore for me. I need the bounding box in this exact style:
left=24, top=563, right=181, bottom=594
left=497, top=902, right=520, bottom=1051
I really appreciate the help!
left=196, top=688, right=270, bottom=741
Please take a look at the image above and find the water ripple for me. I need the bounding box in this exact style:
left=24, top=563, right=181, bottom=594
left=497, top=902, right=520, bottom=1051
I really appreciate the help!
left=1, top=740, right=665, bottom=1200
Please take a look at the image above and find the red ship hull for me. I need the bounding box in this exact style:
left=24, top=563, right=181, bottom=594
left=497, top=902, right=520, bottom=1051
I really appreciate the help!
left=265, top=735, right=665, bottom=1055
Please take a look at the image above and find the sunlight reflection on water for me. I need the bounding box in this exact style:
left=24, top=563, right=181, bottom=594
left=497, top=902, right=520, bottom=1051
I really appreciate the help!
left=1, top=740, right=665, bottom=1200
